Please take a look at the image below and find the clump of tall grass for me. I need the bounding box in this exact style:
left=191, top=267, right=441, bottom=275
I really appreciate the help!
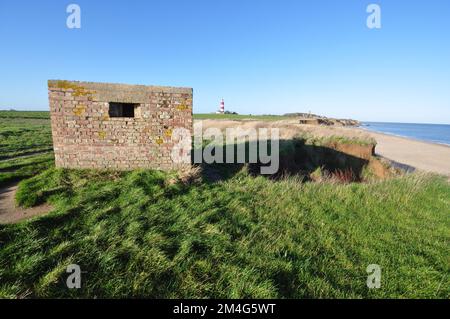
left=295, top=132, right=376, bottom=147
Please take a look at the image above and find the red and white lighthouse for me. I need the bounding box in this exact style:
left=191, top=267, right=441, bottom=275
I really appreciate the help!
left=219, top=98, right=225, bottom=114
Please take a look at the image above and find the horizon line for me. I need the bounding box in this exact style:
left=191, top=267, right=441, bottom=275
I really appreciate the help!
left=1, top=108, right=449, bottom=126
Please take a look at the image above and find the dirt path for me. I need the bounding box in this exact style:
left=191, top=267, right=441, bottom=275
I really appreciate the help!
left=0, top=183, right=52, bottom=224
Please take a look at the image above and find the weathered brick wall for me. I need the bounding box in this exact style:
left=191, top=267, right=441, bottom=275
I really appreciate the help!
left=48, top=80, right=193, bottom=170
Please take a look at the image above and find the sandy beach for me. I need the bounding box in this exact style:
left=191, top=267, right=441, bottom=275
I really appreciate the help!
left=198, top=119, right=450, bottom=176
left=359, top=130, right=450, bottom=176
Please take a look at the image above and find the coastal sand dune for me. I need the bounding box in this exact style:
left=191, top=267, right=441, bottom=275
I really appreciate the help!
left=197, top=119, right=450, bottom=176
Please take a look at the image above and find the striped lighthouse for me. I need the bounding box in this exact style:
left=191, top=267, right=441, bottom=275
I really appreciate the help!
left=219, top=98, right=225, bottom=114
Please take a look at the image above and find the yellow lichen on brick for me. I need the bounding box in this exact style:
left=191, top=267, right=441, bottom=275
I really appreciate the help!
left=73, top=104, right=86, bottom=116
left=164, top=129, right=173, bottom=137
left=155, top=137, right=164, bottom=145
left=176, top=104, right=188, bottom=111
left=98, top=131, right=107, bottom=139
left=51, top=80, right=96, bottom=97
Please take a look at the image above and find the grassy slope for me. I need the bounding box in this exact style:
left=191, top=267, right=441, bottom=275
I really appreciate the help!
left=0, top=168, right=449, bottom=298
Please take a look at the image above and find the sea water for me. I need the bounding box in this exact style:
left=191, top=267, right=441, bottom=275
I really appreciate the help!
left=362, top=122, right=450, bottom=146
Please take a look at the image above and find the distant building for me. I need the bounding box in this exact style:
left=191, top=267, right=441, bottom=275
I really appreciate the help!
left=216, top=98, right=225, bottom=114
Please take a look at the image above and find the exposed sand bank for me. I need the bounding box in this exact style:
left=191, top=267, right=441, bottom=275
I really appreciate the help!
left=196, top=119, right=450, bottom=176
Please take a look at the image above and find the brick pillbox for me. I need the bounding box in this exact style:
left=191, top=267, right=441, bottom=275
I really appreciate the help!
left=48, top=80, right=193, bottom=170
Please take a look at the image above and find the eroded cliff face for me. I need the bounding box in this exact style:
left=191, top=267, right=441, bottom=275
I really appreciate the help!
left=196, top=119, right=397, bottom=183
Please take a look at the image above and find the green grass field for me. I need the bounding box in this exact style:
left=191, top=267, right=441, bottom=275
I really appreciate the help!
left=194, top=113, right=290, bottom=121
left=0, top=111, right=54, bottom=185
left=0, top=111, right=449, bottom=298
left=0, top=110, right=50, bottom=119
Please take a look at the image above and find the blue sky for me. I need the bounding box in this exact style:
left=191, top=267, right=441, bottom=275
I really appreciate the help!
left=0, top=0, right=449, bottom=123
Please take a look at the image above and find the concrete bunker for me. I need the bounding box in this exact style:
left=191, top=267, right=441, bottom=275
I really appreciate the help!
left=48, top=80, right=193, bottom=170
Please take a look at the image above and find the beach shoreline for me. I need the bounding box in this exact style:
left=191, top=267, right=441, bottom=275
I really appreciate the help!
left=355, top=128, right=450, bottom=176
left=359, top=125, right=450, bottom=148
left=358, top=127, right=450, bottom=148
